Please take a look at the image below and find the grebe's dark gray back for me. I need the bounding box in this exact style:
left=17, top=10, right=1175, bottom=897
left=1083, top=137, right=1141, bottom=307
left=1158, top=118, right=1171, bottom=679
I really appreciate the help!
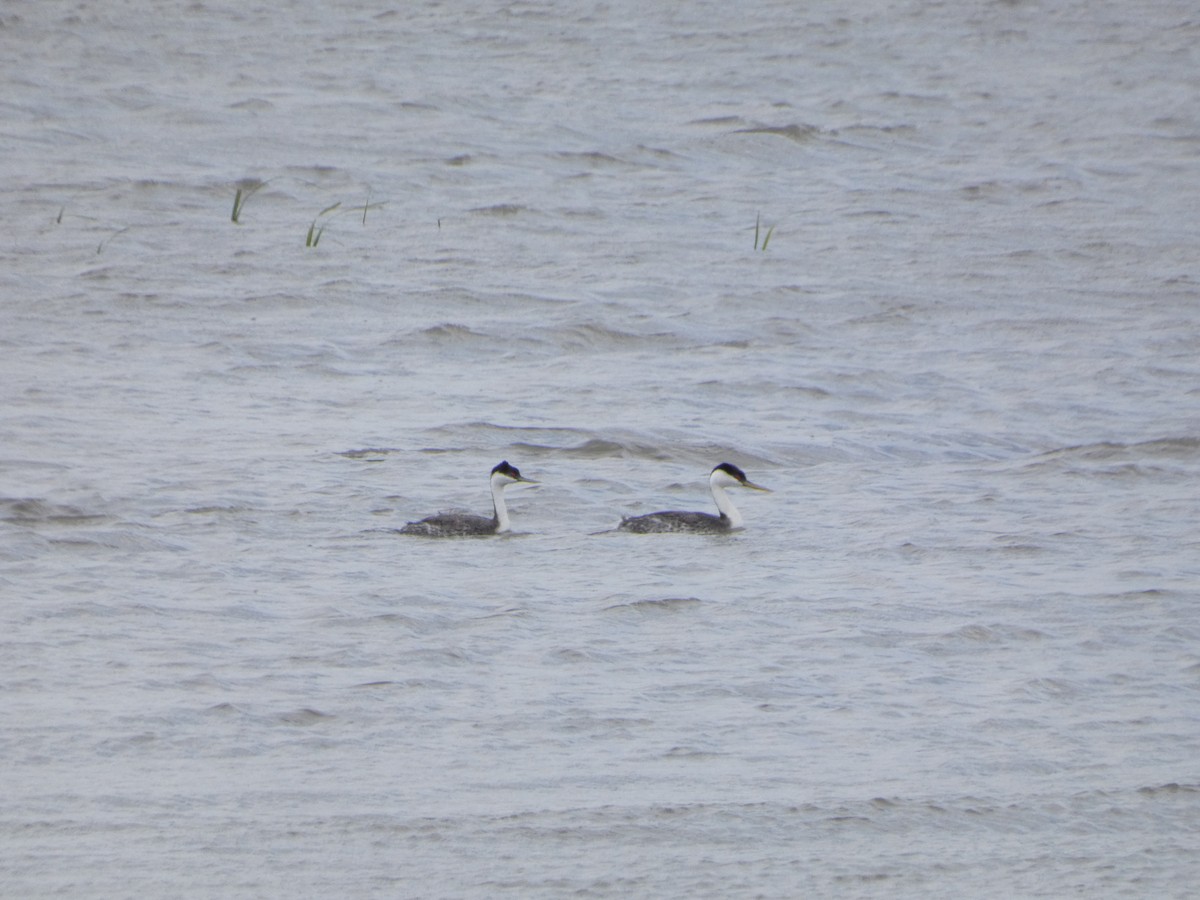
left=399, top=461, right=536, bottom=537
left=617, top=462, right=771, bottom=534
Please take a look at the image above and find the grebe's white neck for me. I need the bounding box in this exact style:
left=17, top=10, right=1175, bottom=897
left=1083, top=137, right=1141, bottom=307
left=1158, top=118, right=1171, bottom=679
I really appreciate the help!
left=490, top=471, right=513, bottom=533
left=709, top=469, right=744, bottom=529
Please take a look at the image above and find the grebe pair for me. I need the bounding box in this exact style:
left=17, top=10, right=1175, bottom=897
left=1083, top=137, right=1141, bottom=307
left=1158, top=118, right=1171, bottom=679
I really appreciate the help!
left=398, top=461, right=770, bottom=537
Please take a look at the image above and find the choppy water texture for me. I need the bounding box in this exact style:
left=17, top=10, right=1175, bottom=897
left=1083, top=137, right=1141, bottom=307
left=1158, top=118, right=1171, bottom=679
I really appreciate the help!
left=2, top=1, right=1199, bottom=897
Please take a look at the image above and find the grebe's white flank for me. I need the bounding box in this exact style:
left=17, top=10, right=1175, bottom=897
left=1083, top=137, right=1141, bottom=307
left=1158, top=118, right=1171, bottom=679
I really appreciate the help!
left=618, top=463, right=771, bottom=534
left=399, top=461, right=537, bottom=537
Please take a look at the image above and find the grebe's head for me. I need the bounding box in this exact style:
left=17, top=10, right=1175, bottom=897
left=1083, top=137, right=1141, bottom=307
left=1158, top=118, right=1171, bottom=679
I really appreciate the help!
left=491, top=460, right=538, bottom=487
left=711, top=462, right=771, bottom=492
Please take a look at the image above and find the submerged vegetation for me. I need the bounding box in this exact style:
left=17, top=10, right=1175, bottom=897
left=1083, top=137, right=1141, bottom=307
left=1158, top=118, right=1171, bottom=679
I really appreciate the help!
left=231, top=179, right=267, bottom=223
left=228, top=178, right=387, bottom=247
left=305, top=201, right=339, bottom=247
left=96, top=225, right=132, bottom=255
left=754, top=213, right=775, bottom=251
left=304, top=196, right=386, bottom=247
left=63, top=178, right=387, bottom=255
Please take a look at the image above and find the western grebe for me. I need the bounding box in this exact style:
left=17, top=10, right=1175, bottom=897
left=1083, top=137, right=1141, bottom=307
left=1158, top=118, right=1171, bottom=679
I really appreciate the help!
left=618, top=462, right=771, bottom=534
left=398, top=461, right=537, bottom=537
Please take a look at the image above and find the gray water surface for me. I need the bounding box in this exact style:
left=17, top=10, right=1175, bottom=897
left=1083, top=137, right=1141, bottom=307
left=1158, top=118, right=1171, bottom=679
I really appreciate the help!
left=2, top=1, right=1198, bottom=897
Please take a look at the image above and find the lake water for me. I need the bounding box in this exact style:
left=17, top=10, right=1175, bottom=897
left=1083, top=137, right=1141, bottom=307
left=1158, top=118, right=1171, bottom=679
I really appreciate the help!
left=2, top=1, right=1198, bottom=897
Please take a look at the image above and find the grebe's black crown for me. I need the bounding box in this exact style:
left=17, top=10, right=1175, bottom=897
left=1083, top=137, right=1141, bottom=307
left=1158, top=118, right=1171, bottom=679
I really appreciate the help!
left=492, top=460, right=521, bottom=479
left=712, top=462, right=748, bottom=482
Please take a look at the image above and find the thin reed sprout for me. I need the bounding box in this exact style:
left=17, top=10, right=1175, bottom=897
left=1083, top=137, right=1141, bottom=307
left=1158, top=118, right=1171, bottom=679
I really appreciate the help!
left=231, top=179, right=267, bottom=223
left=754, top=213, right=776, bottom=251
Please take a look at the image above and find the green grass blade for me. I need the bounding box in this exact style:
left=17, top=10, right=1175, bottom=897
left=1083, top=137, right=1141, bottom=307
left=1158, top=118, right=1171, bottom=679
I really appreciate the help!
left=96, top=225, right=131, bottom=255
left=231, top=179, right=267, bottom=224
left=360, top=201, right=386, bottom=225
